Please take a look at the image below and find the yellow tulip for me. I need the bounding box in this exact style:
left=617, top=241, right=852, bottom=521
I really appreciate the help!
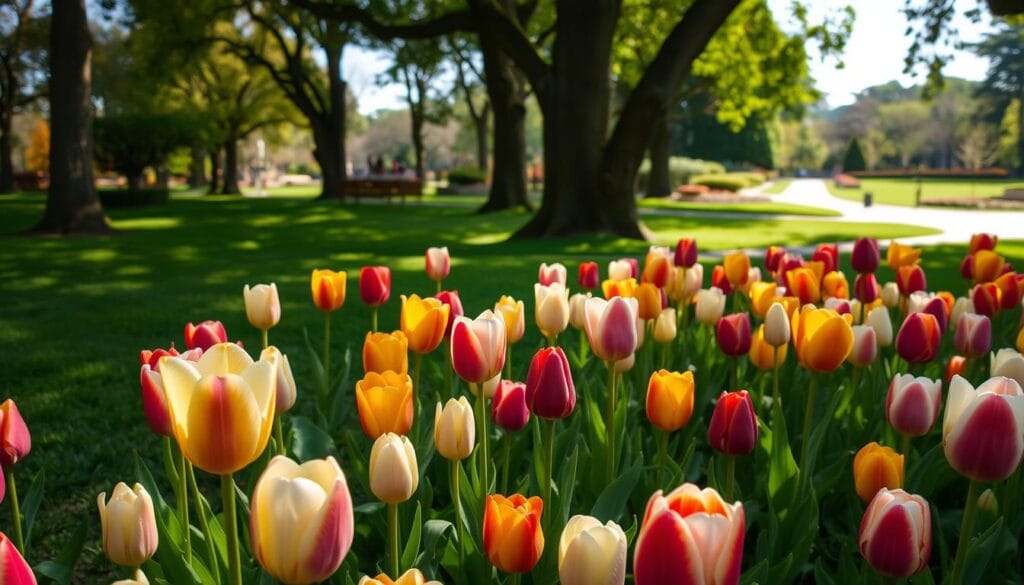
left=791, top=306, right=854, bottom=372
left=160, top=343, right=278, bottom=474
left=400, top=294, right=450, bottom=354
left=355, top=371, right=414, bottom=439
left=645, top=370, right=695, bottom=432
left=363, top=331, right=409, bottom=375
left=972, top=249, right=1005, bottom=283
left=495, top=296, right=526, bottom=343
left=723, top=252, right=751, bottom=286
left=748, top=281, right=778, bottom=317
left=750, top=324, right=787, bottom=370
left=311, top=269, right=347, bottom=312
left=359, top=569, right=442, bottom=585
left=886, top=241, right=921, bottom=270
left=653, top=308, right=677, bottom=344
left=602, top=278, right=637, bottom=299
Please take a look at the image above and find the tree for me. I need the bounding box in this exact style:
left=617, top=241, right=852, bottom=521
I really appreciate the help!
left=383, top=37, right=448, bottom=180
left=93, top=112, right=202, bottom=189
left=957, top=124, right=999, bottom=169
left=974, top=24, right=1024, bottom=174
left=842, top=137, right=867, bottom=172
left=0, top=0, right=46, bottom=193
left=450, top=38, right=489, bottom=172
left=877, top=100, right=931, bottom=167
left=33, top=0, right=109, bottom=234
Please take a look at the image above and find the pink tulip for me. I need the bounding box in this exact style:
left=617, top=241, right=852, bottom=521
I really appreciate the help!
left=0, top=400, right=31, bottom=469
left=851, top=238, right=880, bottom=274
left=184, top=320, right=227, bottom=351
left=943, top=375, right=1024, bottom=482
left=492, top=381, right=530, bottom=431
left=886, top=374, right=942, bottom=437
left=140, top=347, right=201, bottom=437
left=425, top=246, right=450, bottom=282
left=895, top=312, right=941, bottom=364
left=538, top=262, right=568, bottom=286
left=633, top=483, right=744, bottom=585
left=707, top=391, right=757, bottom=456
left=583, top=297, right=639, bottom=362
left=715, top=314, right=751, bottom=357
left=0, top=531, right=36, bottom=584
left=954, top=313, right=991, bottom=358
left=859, top=489, right=931, bottom=578
left=848, top=326, right=878, bottom=367
left=434, top=290, right=464, bottom=338
left=450, top=311, right=507, bottom=384
left=525, top=348, right=576, bottom=419
left=359, top=266, right=391, bottom=307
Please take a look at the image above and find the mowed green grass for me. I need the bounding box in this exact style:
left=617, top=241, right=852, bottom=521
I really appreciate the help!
left=0, top=191, right=946, bottom=579
left=827, top=177, right=1024, bottom=207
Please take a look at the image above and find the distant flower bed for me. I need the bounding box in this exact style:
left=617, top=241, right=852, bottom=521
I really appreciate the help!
left=850, top=168, right=1010, bottom=178
left=834, top=173, right=861, bottom=188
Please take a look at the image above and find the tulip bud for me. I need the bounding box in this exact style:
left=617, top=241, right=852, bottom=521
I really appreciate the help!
left=401, top=294, right=450, bottom=355
left=363, top=331, right=409, bottom=376
left=750, top=324, right=787, bottom=370
left=996, top=271, right=1022, bottom=310
left=886, top=374, right=942, bottom=437
left=311, top=270, right=347, bottom=313
left=881, top=282, right=900, bottom=308
left=972, top=249, right=1005, bottom=283
left=711, top=265, right=733, bottom=296
left=634, top=283, right=661, bottom=322
left=674, top=238, right=698, bottom=268
left=695, top=288, right=726, bottom=326
left=853, top=442, right=904, bottom=503
left=943, top=376, right=1024, bottom=482
left=791, top=306, right=854, bottom=372
left=359, top=266, right=391, bottom=307
left=251, top=456, right=354, bottom=585
left=992, top=349, right=1024, bottom=387
left=262, top=348, right=297, bottom=414
left=954, top=313, right=991, bottom=358
left=434, top=290, right=463, bottom=338
left=492, top=380, right=530, bottom=431
left=451, top=312, right=507, bottom=384
left=112, top=569, right=149, bottom=585
left=645, top=370, right=695, bottom=432
left=634, top=484, right=744, bottom=585
left=786, top=267, right=821, bottom=305
left=971, top=282, right=1001, bottom=317
left=434, top=397, right=475, bottom=460
left=369, top=433, right=419, bottom=503
left=534, top=282, right=570, bottom=340
left=683, top=264, right=704, bottom=297
left=895, top=312, right=941, bottom=364
left=244, top=283, right=281, bottom=331
left=355, top=371, right=414, bottom=439
left=483, top=494, right=545, bottom=574
left=866, top=306, right=893, bottom=347
left=425, top=247, right=450, bottom=282
left=584, top=296, right=639, bottom=362
left=525, top=347, right=576, bottom=419
left=852, top=238, right=880, bottom=273
left=359, top=569, right=442, bottom=585
left=608, top=260, right=633, bottom=281
left=97, top=483, right=158, bottom=567
left=854, top=273, right=880, bottom=304
left=569, top=293, right=591, bottom=330
left=0, top=400, right=30, bottom=469
left=859, top=489, right=931, bottom=578
left=539, top=262, right=568, bottom=286
left=494, top=296, right=526, bottom=344
left=977, top=488, right=998, bottom=515
left=578, top=262, right=600, bottom=290
left=969, top=233, right=998, bottom=254
left=184, top=320, right=228, bottom=351
left=653, top=308, right=677, bottom=344
left=848, top=326, right=878, bottom=367
left=716, top=313, right=752, bottom=357
left=707, top=391, right=757, bottom=456
left=558, top=515, right=627, bottom=585
left=764, top=302, right=791, bottom=347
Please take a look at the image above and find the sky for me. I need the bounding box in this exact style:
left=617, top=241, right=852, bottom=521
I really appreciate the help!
left=343, top=0, right=999, bottom=115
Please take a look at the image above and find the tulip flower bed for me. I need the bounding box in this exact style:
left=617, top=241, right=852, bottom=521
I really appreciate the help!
left=3, top=194, right=1024, bottom=584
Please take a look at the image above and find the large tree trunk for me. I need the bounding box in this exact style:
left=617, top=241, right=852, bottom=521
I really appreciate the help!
left=475, top=101, right=490, bottom=172
left=33, top=0, right=109, bottom=234
left=316, top=41, right=347, bottom=199
left=1018, top=93, right=1023, bottom=176
left=411, top=101, right=426, bottom=180
left=221, top=138, right=240, bottom=194
left=646, top=114, right=672, bottom=197
left=0, top=113, right=13, bottom=193
left=208, top=147, right=220, bottom=194
left=189, top=144, right=207, bottom=188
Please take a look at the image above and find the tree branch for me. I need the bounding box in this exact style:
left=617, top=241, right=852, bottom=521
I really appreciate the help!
left=290, top=0, right=477, bottom=39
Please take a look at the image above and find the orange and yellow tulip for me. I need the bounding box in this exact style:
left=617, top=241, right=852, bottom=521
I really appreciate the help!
left=723, top=252, right=751, bottom=287
left=750, top=324, right=787, bottom=370
left=854, top=442, right=904, bottom=503
left=886, top=242, right=921, bottom=270
left=400, top=295, right=450, bottom=354
left=971, top=250, right=1005, bottom=283
left=355, top=371, right=414, bottom=439
left=786, top=267, right=821, bottom=306
left=645, top=370, right=695, bottom=432
left=311, top=269, right=347, bottom=312
left=359, top=569, right=441, bottom=585
left=822, top=271, right=849, bottom=299
left=636, top=283, right=663, bottom=321
left=791, top=306, right=854, bottom=372
left=748, top=281, right=777, bottom=317
left=602, top=278, right=637, bottom=299
left=363, top=331, right=409, bottom=376
left=483, top=494, right=545, bottom=574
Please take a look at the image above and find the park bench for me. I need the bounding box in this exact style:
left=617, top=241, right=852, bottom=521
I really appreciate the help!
left=340, top=178, right=424, bottom=204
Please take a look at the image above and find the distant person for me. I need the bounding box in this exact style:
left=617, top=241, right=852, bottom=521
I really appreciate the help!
left=374, top=156, right=384, bottom=175
left=366, top=155, right=374, bottom=176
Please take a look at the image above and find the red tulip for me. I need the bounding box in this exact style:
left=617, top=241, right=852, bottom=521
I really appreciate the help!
left=896, top=265, right=927, bottom=296
left=854, top=273, right=880, bottom=304
left=895, top=313, right=941, bottom=364
left=970, top=283, right=1000, bottom=317
left=859, top=489, right=931, bottom=578
left=0, top=531, right=36, bottom=584
left=886, top=374, right=942, bottom=437
left=525, top=347, right=576, bottom=419
left=765, top=246, right=787, bottom=274
left=707, top=391, right=757, bottom=456
left=943, top=376, right=1024, bottom=482
left=359, top=266, right=391, bottom=307
left=959, top=254, right=974, bottom=280
left=908, top=294, right=949, bottom=333
left=643, top=254, right=672, bottom=289
left=716, top=314, right=752, bottom=357
left=968, top=233, right=997, bottom=254
left=492, top=381, right=530, bottom=431
left=851, top=238, right=880, bottom=274
left=450, top=311, right=507, bottom=384
left=812, top=248, right=836, bottom=274
left=140, top=347, right=201, bottom=437
left=711, top=265, right=733, bottom=296
left=633, top=483, right=744, bottom=585
left=954, top=313, right=991, bottom=358
left=0, top=400, right=31, bottom=468
left=674, top=239, right=697, bottom=268
left=577, top=262, right=599, bottom=290
left=184, top=320, right=227, bottom=351
left=434, top=290, right=464, bottom=338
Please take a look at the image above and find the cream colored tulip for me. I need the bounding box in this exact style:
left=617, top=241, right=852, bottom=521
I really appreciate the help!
left=695, top=287, right=726, bottom=326
left=764, top=302, right=791, bottom=347
left=614, top=353, right=635, bottom=373
left=262, top=347, right=297, bottom=414
left=112, top=570, right=150, bottom=585
left=992, top=349, right=1024, bottom=387
left=244, top=283, right=281, bottom=331
left=866, top=306, right=893, bottom=347
left=569, top=292, right=591, bottom=330
left=881, top=282, right=900, bottom=308
left=97, top=483, right=158, bottom=567
left=683, top=264, right=704, bottom=297
left=535, top=282, right=570, bottom=339
left=369, top=433, right=419, bottom=504
left=951, top=297, right=975, bottom=329
left=608, top=260, right=633, bottom=281
left=653, top=308, right=677, bottom=344
left=558, top=515, right=627, bottom=585
left=434, top=397, right=476, bottom=460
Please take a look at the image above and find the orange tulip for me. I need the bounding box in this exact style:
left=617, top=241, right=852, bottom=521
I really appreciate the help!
left=969, top=233, right=998, bottom=254
left=643, top=251, right=672, bottom=288
left=400, top=295, right=450, bottom=354
left=359, top=569, right=441, bottom=585
left=776, top=295, right=801, bottom=317
left=636, top=283, right=663, bottom=321
left=311, top=269, right=347, bottom=312
left=854, top=442, right=904, bottom=503
left=355, top=371, right=414, bottom=439
left=791, top=306, right=854, bottom=372
left=995, top=272, right=1022, bottom=310
left=748, top=281, right=777, bottom=317
left=483, top=494, right=545, bottom=574
left=749, top=324, right=787, bottom=371
left=723, top=252, right=751, bottom=287
left=645, top=370, right=695, bottom=432
left=602, top=278, right=637, bottom=299
left=822, top=271, right=849, bottom=299
left=786, top=267, right=821, bottom=306
left=971, top=250, right=1004, bottom=283
left=363, top=331, right=409, bottom=375
left=886, top=242, right=921, bottom=270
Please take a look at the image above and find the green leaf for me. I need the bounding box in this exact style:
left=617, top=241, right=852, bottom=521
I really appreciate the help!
left=740, top=557, right=769, bottom=585
left=963, top=517, right=1005, bottom=585
left=590, top=462, right=642, bottom=523
left=21, top=468, right=45, bottom=553
left=290, top=415, right=336, bottom=462
left=32, top=516, right=88, bottom=585
left=401, top=503, right=423, bottom=571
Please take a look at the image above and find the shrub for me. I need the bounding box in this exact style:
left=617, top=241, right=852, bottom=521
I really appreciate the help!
left=98, top=188, right=170, bottom=208
left=690, top=172, right=767, bottom=192
left=636, top=157, right=725, bottom=193
left=843, top=138, right=867, bottom=172
left=447, top=167, right=487, bottom=185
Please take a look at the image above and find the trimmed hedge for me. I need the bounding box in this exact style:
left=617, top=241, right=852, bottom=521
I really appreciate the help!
left=691, top=172, right=767, bottom=192
left=447, top=167, right=487, bottom=185
left=636, top=157, right=726, bottom=193
left=99, top=188, right=170, bottom=208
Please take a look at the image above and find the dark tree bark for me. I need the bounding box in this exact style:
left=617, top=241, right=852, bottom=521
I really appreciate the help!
left=1018, top=89, right=1024, bottom=176
left=402, top=65, right=427, bottom=180
left=0, top=113, right=13, bottom=193
left=208, top=147, right=220, bottom=194
left=189, top=144, right=207, bottom=188
left=32, top=0, right=109, bottom=234
left=221, top=138, right=240, bottom=194
left=316, top=40, right=347, bottom=198
left=474, top=101, right=490, bottom=171
left=646, top=114, right=672, bottom=197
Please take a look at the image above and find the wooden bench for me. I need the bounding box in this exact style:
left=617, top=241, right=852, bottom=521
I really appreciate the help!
left=340, top=179, right=424, bottom=204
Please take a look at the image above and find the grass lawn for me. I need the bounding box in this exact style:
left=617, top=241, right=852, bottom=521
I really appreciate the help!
left=827, top=177, right=1024, bottom=207
left=637, top=196, right=838, bottom=217
left=0, top=191, right=946, bottom=579
left=760, top=179, right=793, bottom=195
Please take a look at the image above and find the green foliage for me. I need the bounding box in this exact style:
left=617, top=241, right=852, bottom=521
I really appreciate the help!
left=94, top=113, right=208, bottom=183
left=446, top=167, right=487, bottom=185
left=842, top=137, right=867, bottom=172
left=676, top=104, right=776, bottom=168
left=636, top=157, right=725, bottom=191
left=691, top=172, right=765, bottom=191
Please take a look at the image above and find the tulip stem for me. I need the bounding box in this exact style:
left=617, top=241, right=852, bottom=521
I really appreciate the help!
left=504, top=341, right=512, bottom=380
left=799, top=373, right=818, bottom=488
left=261, top=329, right=268, bottom=350
left=657, top=430, right=669, bottom=488
left=273, top=414, right=286, bottom=456
left=542, top=418, right=555, bottom=512
left=501, top=432, right=512, bottom=493
left=371, top=307, right=378, bottom=333
left=388, top=502, right=400, bottom=578
left=187, top=463, right=218, bottom=582
left=6, top=470, right=23, bottom=554
left=221, top=473, right=242, bottom=585
left=578, top=329, right=588, bottom=363
left=606, top=363, right=619, bottom=483
left=436, top=279, right=442, bottom=295
left=175, top=448, right=192, bottom=565
left=414, top=353, right=423, bottom=434
left=476, top=385, right=490, bottom=498
left=951, top=479, right=979, bottom=585
left=724, top=455, right=736, bottom=502
left=451, top=460, right=465, bottom=565
left=901, top=433, right=911, bottom=458
left=510, top=574, right=521, bottom=585
left=322, top=311, right=332, bottom=385
left=730, top=356, right=739, bottom=391
left=772, top=346, right=781, bottom=407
